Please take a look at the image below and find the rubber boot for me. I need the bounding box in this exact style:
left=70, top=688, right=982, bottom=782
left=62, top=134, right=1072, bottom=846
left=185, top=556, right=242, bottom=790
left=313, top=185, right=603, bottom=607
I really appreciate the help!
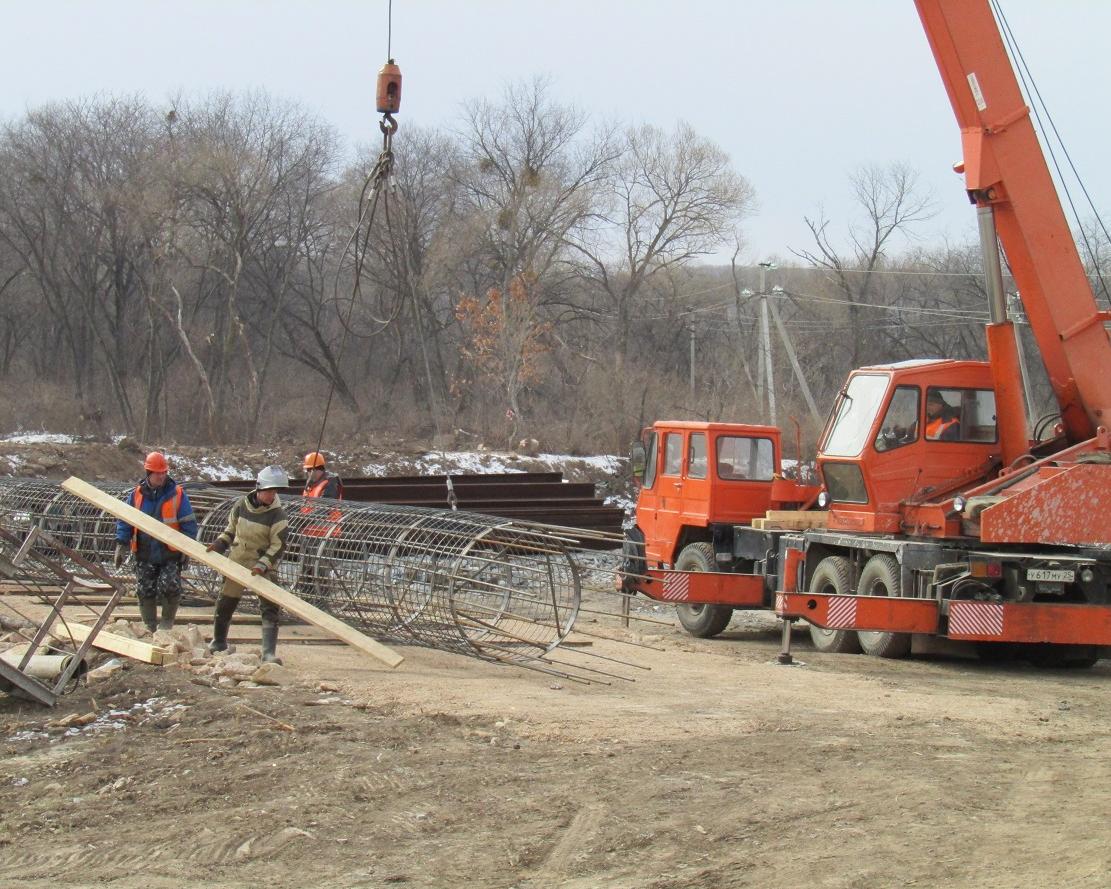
left=208, top=595, right=239, bottom=654
left=260, top=622, right=283, bottom=665
left=158, top=594, right=180, bottom=631
left=138, top=598, right=158, bottom=634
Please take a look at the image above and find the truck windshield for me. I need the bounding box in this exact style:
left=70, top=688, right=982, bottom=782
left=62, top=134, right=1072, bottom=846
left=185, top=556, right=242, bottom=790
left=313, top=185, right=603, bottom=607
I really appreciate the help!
left=822, top=374, right=890, bottom=457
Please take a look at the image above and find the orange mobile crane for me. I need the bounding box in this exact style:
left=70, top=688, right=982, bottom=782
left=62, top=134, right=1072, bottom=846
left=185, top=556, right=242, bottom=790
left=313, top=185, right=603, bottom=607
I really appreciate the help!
left=622, top=0, right=1111, bottom=667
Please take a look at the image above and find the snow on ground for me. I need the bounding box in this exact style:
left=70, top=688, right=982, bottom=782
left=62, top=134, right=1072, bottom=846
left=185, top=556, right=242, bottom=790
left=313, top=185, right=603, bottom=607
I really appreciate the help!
left=1, top=432, right=77, bottom=445
left=358, top=449, right=625, bottom=480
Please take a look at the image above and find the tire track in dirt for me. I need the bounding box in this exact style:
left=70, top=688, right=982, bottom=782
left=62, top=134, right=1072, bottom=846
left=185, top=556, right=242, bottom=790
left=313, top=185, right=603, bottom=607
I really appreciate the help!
left=0, top=824, right=315, bottom=877
left=528, top=802, right=607, bottom=882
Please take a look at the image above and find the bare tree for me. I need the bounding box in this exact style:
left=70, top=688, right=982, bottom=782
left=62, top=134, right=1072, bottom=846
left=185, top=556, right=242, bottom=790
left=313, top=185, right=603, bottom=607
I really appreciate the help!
left=169, top=91, right=337, bottom=440
left=565, top=122, right=754, bottom=447
left=0, top=97, right=161, bottom=426
left=448, top=78, right=617, bottom=438
left=792, top=162, right=935, bottom=367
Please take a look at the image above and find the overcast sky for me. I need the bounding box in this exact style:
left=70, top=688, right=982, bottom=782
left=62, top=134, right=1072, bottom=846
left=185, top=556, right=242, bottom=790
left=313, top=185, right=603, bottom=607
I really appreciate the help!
left=2, top=1, right=1109, bottom=262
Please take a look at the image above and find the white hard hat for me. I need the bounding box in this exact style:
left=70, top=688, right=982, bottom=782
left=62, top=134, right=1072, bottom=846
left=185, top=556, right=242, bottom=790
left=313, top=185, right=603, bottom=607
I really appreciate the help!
left=255, top=465, right=289, bottom=491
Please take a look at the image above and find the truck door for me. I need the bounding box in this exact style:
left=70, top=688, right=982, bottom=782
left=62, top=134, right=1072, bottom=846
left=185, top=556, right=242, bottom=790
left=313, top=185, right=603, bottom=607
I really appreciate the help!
left=651, top=430, right=686, bottom=565
left=634, top=430, right=662, bottom=562
left=681, top=431, right=711, bottom=526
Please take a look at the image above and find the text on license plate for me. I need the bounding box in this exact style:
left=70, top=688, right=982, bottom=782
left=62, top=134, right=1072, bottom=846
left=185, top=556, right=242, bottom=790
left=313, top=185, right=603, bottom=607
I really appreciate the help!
left=1027, top=568, right=1074, bottom=582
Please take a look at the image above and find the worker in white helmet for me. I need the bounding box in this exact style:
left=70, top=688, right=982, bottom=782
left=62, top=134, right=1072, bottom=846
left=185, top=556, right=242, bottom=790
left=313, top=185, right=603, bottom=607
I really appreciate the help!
left=204, top=465, right=290, bottom=663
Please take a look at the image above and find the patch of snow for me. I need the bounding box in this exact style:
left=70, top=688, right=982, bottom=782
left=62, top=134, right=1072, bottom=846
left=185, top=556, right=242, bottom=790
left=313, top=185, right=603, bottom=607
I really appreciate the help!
left=361, top=450, right=625, bottom=479
left=1, top=432, right=76, bottom=444
left=604, top=494, right=636, bottom=514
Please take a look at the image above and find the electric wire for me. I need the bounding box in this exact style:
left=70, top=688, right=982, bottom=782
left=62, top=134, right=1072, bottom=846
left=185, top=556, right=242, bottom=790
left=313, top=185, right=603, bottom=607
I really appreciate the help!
left=991, top=0, right=1111, bottom=305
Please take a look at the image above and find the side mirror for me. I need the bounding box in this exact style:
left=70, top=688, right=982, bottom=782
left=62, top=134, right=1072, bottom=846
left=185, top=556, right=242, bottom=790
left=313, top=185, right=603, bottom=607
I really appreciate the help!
left=629, top=441, right=647, bottom=482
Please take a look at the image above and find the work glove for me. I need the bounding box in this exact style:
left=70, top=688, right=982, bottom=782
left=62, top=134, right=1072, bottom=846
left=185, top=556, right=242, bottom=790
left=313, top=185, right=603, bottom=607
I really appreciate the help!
left=205, top=540, right=227, bottom=555
left=250, top=564, right=267, bottom=577
left=113, top=544, right=127, bottom=569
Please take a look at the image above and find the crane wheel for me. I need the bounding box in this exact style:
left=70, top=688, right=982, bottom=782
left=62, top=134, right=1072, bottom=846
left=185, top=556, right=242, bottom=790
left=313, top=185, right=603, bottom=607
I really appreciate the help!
left=856, top=554, right=912, bottom=659
left=674, top=543, right=733, bottom=638
left=807, top=556, right=861, bottom=654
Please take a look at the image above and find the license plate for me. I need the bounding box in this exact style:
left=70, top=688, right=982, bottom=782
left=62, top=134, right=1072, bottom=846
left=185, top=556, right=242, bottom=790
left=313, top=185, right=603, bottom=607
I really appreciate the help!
left=1027, top=568, right=1074, bottom=583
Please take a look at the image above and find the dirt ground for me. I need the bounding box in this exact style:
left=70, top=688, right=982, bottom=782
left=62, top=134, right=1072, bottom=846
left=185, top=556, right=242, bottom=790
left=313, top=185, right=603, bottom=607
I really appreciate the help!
left=2, top=593, right=1109, bottom=889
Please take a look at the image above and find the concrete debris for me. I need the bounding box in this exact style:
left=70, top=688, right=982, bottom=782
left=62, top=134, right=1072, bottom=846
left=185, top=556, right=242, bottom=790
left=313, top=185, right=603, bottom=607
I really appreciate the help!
left=86, top=659, right=124, bottom=684
left=250, top=663, right=292, bottom=686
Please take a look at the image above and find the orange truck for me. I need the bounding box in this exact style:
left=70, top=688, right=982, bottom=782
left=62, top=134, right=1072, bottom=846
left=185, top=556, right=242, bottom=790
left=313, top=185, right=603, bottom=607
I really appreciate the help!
left=622, top=0, right=1111, bottom=668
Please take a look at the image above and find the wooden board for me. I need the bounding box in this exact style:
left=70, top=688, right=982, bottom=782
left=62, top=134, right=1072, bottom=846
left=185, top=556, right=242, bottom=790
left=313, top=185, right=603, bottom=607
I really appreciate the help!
left=49, top=620, right=169, bottom=665
left=62, top=476, right=403, bottom=669
left=752, top=510, right=828, bottom=531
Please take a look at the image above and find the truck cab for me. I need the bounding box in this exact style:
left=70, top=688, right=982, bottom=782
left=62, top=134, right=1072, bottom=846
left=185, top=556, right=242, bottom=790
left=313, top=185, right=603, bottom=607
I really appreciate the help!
left=631, top=421, right=813, bottom=568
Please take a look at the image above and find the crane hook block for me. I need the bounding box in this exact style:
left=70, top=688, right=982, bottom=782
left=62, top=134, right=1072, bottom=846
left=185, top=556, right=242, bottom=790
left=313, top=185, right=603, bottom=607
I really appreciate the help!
left=376, top=59, right=402, bottom=115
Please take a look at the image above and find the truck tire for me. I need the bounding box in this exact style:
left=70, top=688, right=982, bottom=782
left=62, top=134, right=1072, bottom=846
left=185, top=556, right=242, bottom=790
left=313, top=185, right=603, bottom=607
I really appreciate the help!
left=1027, top=644, right=1100, bottom=669
left=808, top=556, right=861, bottom=654
left=674, top=543, right=733, bottom=638
left=856, top=554, right=912, bottom=659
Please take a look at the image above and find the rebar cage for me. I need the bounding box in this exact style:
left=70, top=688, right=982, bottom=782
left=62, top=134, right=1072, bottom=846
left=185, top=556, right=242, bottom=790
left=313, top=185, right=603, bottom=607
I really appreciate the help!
left=0, top=480, right=581, bottom=667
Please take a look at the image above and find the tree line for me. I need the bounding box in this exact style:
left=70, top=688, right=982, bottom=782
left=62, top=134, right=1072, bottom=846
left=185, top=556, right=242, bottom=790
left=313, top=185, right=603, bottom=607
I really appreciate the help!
left=1, top=80, right=1099, bottom=453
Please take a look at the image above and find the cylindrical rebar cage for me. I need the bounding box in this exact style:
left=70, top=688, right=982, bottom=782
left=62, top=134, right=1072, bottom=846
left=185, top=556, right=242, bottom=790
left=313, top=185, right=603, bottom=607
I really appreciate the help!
left=0, top=479, right=581, bottom=666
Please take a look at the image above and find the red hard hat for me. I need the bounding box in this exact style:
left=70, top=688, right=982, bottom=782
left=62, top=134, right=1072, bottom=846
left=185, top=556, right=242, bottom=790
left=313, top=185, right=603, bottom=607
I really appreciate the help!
left=144, top=451, right=169, bottom=473
left=302, top=451, right=326, bottom=470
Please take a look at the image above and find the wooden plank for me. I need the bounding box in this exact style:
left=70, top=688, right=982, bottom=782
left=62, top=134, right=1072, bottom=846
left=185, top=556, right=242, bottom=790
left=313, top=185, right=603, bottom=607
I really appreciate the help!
left=763, top=510, right=828, bottom=528
left=62, top=476, right=404, bottom=669
left=49, top=621, right=169, bottom=665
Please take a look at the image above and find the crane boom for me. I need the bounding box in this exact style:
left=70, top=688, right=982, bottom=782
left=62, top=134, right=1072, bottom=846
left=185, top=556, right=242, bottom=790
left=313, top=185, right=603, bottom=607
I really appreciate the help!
left=915, top=0, right=1111, bottom=443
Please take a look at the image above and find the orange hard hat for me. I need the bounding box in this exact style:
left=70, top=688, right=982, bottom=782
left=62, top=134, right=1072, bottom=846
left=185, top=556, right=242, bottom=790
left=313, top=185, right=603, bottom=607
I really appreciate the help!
left=302, top=451, right=326, bottom=471
left=144, top=451, right=169, bottom=473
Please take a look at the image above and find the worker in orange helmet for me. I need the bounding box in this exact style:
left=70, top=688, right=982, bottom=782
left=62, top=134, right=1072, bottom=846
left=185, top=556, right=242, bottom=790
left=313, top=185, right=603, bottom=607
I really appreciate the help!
left=302, top=451, right=343, bottom=500
left=113, top=451, right=198, bottom=633
left=297, top=451, right=344, bottom=599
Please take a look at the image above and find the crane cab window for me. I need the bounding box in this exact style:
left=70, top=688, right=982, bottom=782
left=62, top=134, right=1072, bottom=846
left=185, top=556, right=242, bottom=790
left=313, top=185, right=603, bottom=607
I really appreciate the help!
left=663, top=433, right=683, bottom=475
left=716, top=436, right=775, bottom=481
left=875, top=386, right=920, bottom=451
left=926, top=387, right=997, bottom=443
left=688, top=433, right=708, bottom=478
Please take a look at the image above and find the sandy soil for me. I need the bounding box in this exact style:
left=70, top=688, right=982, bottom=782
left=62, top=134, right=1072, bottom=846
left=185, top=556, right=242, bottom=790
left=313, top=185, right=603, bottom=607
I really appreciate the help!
left=2, top=596, right=1109, bottom=889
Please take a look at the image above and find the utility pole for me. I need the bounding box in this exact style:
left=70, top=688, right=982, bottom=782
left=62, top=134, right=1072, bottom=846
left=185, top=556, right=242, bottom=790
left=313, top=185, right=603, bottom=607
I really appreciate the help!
left=689, top=323, right=696, bottom=402
left=759, top=262, right=777, bottom=425
left=768, top=290, right=822, bottom=427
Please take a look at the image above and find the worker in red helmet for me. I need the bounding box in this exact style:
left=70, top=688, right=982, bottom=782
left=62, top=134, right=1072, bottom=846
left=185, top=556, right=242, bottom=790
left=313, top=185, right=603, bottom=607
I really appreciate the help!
left=114, top=451, right=198, bottom=633
left=297, top=451, right=344, bottom=599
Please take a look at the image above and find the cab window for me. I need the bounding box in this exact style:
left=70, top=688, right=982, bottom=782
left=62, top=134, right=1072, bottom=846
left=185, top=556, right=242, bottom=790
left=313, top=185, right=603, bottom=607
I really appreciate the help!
left=716, top=436, right=775, bottom=481
left=688, top=433, right=707, bottom=478
left=663, top=433, right=683, bottom=475
left=925, top=388, right=997, bottom=443
left=874, top=386, right=920, bottom=452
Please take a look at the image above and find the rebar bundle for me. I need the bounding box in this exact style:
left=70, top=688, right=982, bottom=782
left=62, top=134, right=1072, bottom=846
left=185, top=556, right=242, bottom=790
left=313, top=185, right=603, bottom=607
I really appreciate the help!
left=0, top=479, right=582, bottom=669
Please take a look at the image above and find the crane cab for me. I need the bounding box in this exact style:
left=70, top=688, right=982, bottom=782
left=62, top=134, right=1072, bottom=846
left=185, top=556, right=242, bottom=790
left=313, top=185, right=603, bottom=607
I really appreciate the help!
left=817, top=360, right=1002, bottom=534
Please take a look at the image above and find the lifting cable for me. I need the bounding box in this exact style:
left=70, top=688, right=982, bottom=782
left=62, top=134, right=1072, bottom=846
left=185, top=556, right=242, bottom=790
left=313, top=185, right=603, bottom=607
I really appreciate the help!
left=310, top=0, right=403, bottom=466
left=990, top=0, right=1111, bottom=306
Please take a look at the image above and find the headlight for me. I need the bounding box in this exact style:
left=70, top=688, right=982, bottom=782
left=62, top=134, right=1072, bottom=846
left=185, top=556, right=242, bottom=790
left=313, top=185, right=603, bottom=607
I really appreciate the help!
left=817, top=491, right=829, bottom=508
left=953, top=495, right=966, bottom=515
